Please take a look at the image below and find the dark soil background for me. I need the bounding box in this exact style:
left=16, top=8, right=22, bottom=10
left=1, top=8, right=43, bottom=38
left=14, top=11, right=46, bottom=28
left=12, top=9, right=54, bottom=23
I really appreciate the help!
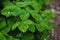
left=50, top=14, right=60, bottom=40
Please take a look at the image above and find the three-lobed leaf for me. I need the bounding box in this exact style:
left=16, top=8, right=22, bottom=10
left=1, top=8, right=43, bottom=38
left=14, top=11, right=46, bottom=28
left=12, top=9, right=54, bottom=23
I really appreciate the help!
left=18, top=23, right=29, bottom=32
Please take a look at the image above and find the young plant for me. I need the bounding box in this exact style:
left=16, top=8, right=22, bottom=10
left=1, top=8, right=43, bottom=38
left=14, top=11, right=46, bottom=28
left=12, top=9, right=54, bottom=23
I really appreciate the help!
left=0, top=0, right=55, bottom=40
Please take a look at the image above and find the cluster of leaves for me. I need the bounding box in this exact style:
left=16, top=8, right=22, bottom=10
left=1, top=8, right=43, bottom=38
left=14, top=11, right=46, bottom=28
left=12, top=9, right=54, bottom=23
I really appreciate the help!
left=0, top=0, right=55, bottom=40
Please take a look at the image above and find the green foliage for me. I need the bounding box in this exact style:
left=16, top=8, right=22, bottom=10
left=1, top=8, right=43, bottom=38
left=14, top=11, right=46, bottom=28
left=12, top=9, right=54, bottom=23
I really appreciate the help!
left=0, top=0, right=55, bottom=40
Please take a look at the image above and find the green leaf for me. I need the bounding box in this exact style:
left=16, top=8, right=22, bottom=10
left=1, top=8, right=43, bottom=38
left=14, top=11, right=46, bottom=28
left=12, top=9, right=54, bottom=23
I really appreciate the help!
left=15, top=1, right=31, bottom=7
left=7, top=36, right=20, bottom=40
left=42, top=10, right=55, bottom=20
left=7, top=19, right=15, bottom=27
left=1, top=7, right=11, bottom=17
left=1, top=2, right=15, bottom=17
left=30, top=10, right=43, bottom=22
left=0, top=32, right=7, bottom=40
left=4, top=1, right=14, bottom=7
left=21, top=33, right=34, bottom=40
left=36, top=24, right=45, bottom=32
left=1, top=3, right=21, bottom=17
left=16, top=33, right=22, bottom=38
left=0, top=20, right=6, bottom=29
left=22, top=20, right=35, bottom=25
left=12, top=22, right=20, bottom=30
left=31, top=1, right=40, bottom=11
left=29, top=25, right=35, bottom=32
left=18, top=20, right=35, bottom=32
left=11, top=7, right=21, bottom=16
left=18, top=23, right=29, bottom=32
left=20, top=9, right=30, bottom=20
left=1, top=26, right=10, bottom=34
